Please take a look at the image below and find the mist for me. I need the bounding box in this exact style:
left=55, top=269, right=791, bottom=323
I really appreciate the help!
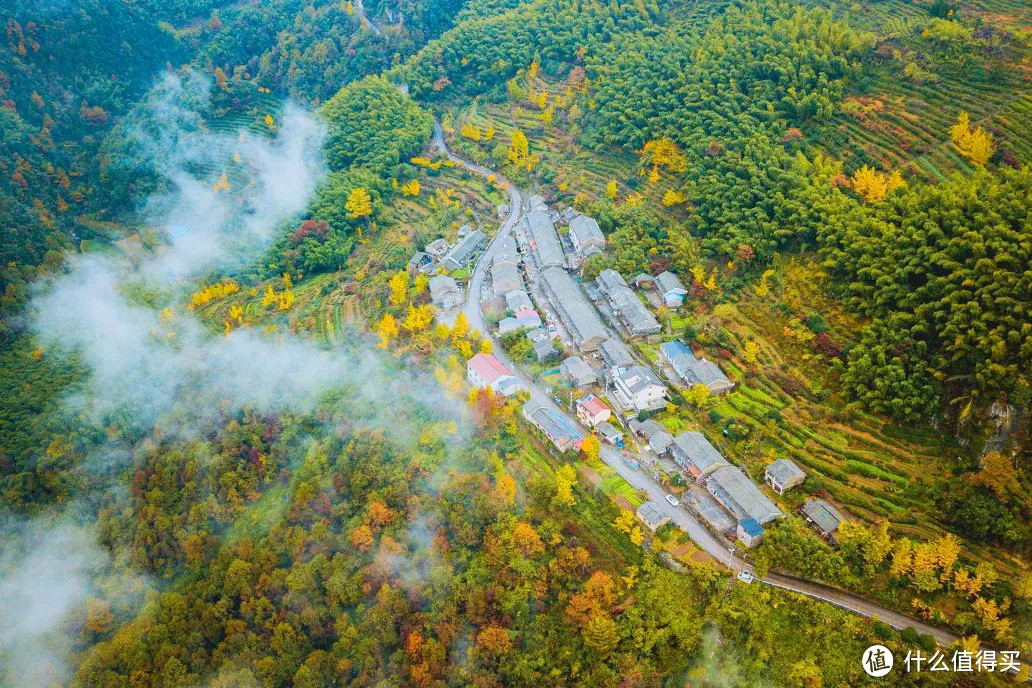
left=0, top=513, right=144, bottom=688
left=6, top=70, right=464, bottom=687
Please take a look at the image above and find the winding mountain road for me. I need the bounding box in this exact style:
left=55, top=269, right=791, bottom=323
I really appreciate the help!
left=431, top=120, right=959, bottom=647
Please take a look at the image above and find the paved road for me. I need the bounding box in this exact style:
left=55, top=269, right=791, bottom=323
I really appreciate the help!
left=431, top=120, right=960, bottom=647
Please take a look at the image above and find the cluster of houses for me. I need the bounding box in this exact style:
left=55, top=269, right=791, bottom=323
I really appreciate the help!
left=623, top=424, right=844, bottom=548
left=634, top=271, right=689, bottom=308
left=660, top=429, right=782, bottom=545
left=411, top=225, right=489, bottom=312
left=407, top=183, right=856, bottom=564
left=410, top=225, right=487, bottom=276
left=596, top=269, right=661, bottom=337
left=460, top=196, right=849, bottom=554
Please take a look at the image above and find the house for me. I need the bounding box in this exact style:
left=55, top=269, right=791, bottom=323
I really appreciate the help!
left=632, top=273, right=655, bottom=289
left=568, top=214, right=606, bottom=257
left=526, top=211, right=566, bottom=268
left=628, top=418, right=673, bottom=454
left=659, top=340, right=698, bottom=379
left=765, top=459, right=805, bottom=495
left=737, top=518, right=765, bottom=548
left=636, top=501, right=671, bottom=531
left=533, top=337, right=559, bottom=362
left=576, top=393, right=611, bottom=427
left=408, top=251, right=429, bottom=273
left=683, top=358, right=735, bottom=395
left=429, top=274, right=462, bottom=310
left=495, top=233, right=520, bottom=265
left=505, top=289, right=534, bottom=314
left=596, top=269, right=661, bottom=337
left=612, top=365, right=667, bottom=411
left=539, top=267, right=608, bottom=351
left=442, top=229, right=486, bottom=270
left=467, top=353, right=522, bottom=396
left=596, top=421, right=623, bottom=446
left=525, top=327, right=549, bottom=343
left=660, top=340, right=734, bottom=394
left=706, top=465, right=784, bottom=525
left=425, top=238, right=449, bottom=258
left=561, top=356, right=597, bottom=388
left=599, top=337, right=635, bottom=370
left=497, top=317, right=523, bottom=335
left=497, top=204, right=509, bottom=219
left=522, top=401, right=583, bottom=453
left=654, top=271, right=688, bottom=307
left=513, top=309, right=542, bottom=329
left=492, top=262, right=523, bottom=297
left=499, top=307, right=542, bottom=334
left=801, top=498, right=847, bottom=545
left=669, top=431, right=728, bottom=481
left=528, top=194, right=548, bottom=210
left=560, top=206, right=579, bottom=223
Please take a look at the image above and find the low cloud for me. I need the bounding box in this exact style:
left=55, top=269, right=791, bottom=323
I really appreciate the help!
left=10, top=70, right=465, bottom=686
left=0, top=513, right=144, bottom=688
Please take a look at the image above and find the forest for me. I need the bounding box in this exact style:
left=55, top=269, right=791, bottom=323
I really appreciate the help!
left=1, top=0, right=1032, bottom=686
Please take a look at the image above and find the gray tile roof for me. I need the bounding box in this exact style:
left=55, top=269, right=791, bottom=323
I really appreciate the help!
left=568, top=215, right=605, bottom=252
left=596, top=421, right=622, bottom=442
left=491, top=261, right=523, bottom=297
left=429, top=274, right=459, bottom=300
left=408, top=251, right=427, bottom=268
left=540, top=267, right=607, bottom=350
left=596, top=269, right=661, bottom=336
left=533, top=337, right=558, bottom=361
left=526, top=211, right=565, bottom=268
left=670, top=431, right=726, bottom=474
left=802, top=498, right=846, bottom=535
left=637, top=501, right=670, bottom=530
left=683, top=359, right=732, bottom=388
left=765, top=459, right=805, bottom=485
left=654, top=271, right=686, bottom=296
left=561, top=356, right=597, bottom=386
left=707, top=465, right=783, bottom=525
left=505, top=289, right=533, bottom=313
left=599, top=337, right=635, bottom=369
left=494, top=233, right=520, bottom=266
left=442, top=229, right=486, bottom=270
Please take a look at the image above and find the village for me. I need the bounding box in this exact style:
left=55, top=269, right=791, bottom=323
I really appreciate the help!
left=411, top=193, right=847, bottom=557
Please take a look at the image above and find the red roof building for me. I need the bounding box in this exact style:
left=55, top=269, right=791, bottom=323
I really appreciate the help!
left=575, top=393, right=612, bottom=427
left=467, top=353, right=522, bottom=396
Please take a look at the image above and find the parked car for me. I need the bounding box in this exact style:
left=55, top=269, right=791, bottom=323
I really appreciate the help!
left=737, top=570, right=755, bottom=584
left=665, top=494, right=679, bottom=507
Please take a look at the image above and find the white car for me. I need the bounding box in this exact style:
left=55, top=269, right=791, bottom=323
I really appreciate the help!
left=737, top=570, right=755, bottom=584
left=665, top=494, right=679, bottom=508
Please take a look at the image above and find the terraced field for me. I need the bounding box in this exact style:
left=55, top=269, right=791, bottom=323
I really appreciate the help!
left=445, top=76, right=680, bottom=210
left=811, top=64, right=1029, bottom=180
left=640, top=259, right=1022, bottom=572
left=802, top=0, right=1032, bottom=179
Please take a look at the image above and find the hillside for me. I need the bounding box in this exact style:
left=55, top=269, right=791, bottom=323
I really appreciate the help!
left=1, top=0, right=1031, bottom=687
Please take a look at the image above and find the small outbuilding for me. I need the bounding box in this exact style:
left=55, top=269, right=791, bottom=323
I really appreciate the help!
left=636, top=501, right=671, bottom=531
left=765, top=459, right=805, bottom=495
